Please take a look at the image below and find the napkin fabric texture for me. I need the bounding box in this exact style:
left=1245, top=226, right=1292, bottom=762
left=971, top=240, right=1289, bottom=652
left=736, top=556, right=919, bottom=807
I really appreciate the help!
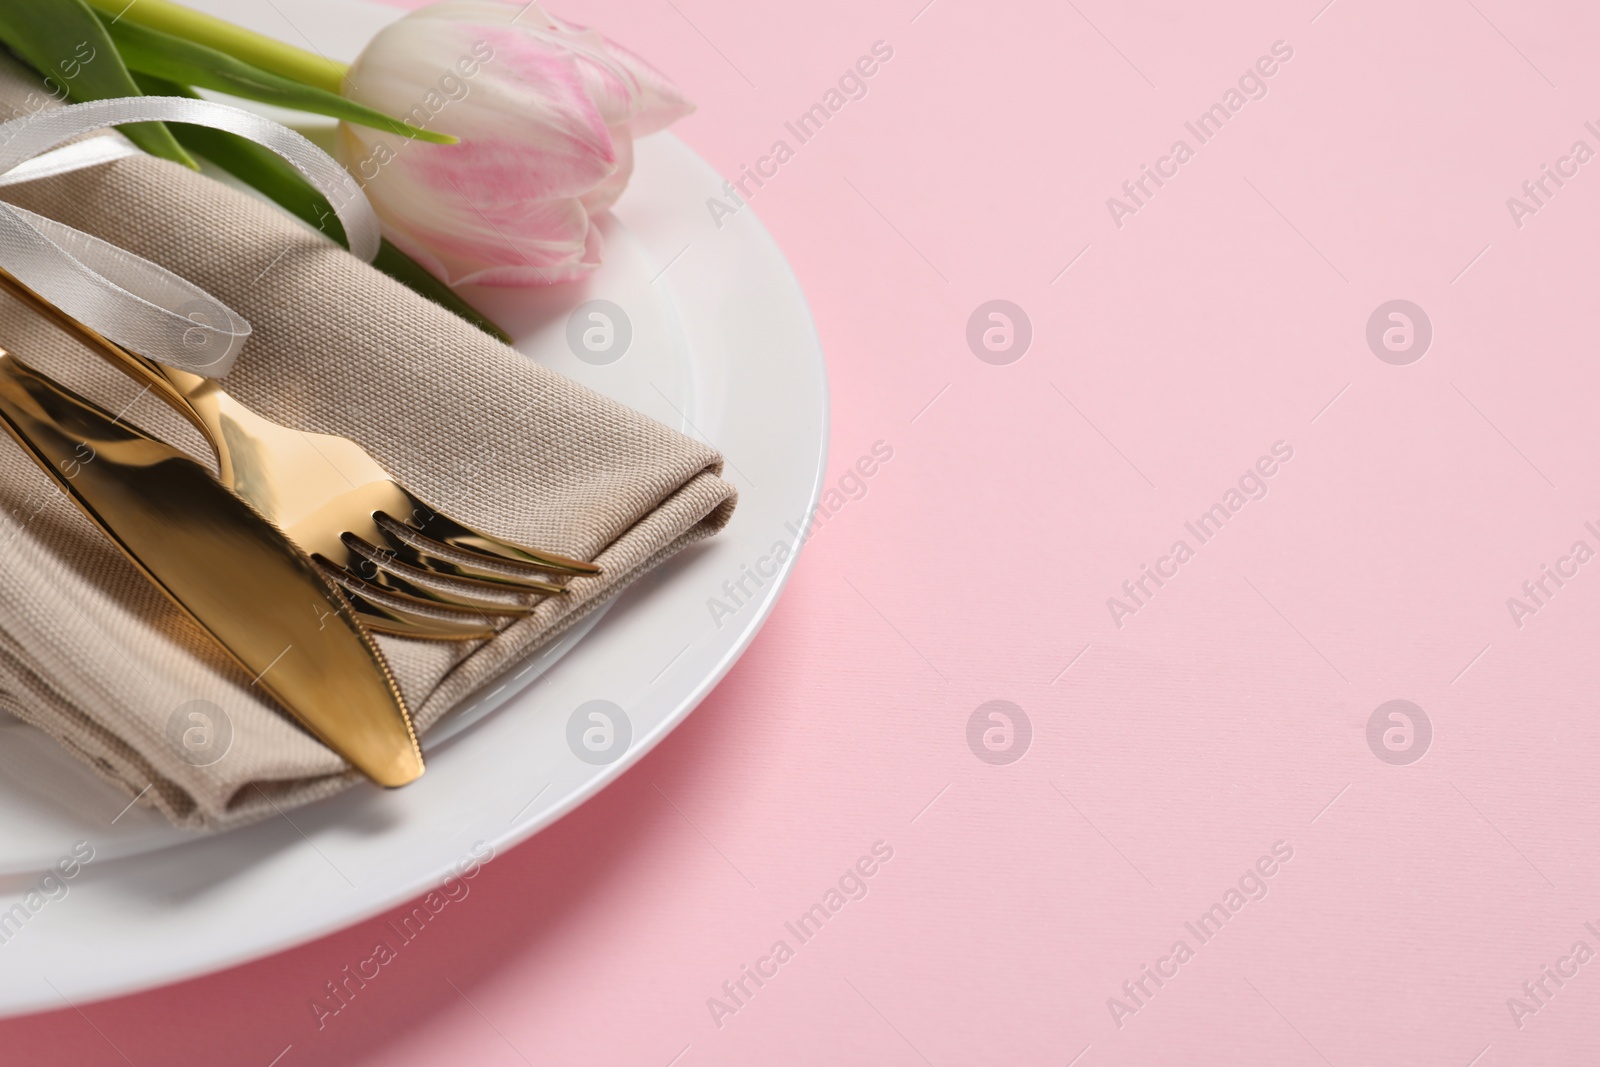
left=0, top=59, right=735, bottom=830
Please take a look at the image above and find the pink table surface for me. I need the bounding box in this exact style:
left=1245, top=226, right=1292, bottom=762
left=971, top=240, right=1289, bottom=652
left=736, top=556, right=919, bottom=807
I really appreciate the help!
left=8, top=0, right=1600, bottom=1063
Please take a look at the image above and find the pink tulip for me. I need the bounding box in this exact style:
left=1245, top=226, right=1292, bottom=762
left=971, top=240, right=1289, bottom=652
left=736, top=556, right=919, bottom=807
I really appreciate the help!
left=338, top=1, right=693, bottom=286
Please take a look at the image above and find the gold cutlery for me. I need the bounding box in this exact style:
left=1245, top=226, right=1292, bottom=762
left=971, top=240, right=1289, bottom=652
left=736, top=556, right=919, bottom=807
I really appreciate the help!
left=0, top=268, right=600, bottom=642
left=0, top=346, right=424, bottom=786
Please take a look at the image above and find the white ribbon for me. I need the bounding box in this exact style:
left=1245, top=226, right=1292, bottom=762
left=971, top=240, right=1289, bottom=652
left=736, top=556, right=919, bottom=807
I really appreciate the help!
left=0, top=97, right=380, bottom=376
left=0, top=135, right=140, bottom=186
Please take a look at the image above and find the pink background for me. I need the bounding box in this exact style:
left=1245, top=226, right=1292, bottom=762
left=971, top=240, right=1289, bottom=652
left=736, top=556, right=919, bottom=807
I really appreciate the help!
left=8, top=0, right=1600, bottom=1063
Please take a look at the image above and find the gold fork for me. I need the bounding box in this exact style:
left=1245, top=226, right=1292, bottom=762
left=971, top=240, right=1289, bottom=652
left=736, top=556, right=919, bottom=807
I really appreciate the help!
left=0, top=268, right=600, bottom=642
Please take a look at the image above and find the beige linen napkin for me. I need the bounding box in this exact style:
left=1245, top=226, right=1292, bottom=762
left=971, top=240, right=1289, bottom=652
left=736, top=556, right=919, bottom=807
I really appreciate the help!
left=0, top=59, right=735, bottom=830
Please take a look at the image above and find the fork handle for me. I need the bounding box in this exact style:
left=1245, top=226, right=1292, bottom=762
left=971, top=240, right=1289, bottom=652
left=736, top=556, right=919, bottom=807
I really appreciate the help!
left=0, top=264, right=219, bottom=461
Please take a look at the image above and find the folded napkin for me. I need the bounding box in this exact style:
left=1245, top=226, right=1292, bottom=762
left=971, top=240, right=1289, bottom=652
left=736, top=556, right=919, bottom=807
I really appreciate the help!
left=0, top=58, right=735, bottom=830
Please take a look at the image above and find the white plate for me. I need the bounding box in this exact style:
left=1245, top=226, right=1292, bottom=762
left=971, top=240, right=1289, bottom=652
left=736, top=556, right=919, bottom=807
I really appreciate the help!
left=0, top=2, right=827, bottom=1016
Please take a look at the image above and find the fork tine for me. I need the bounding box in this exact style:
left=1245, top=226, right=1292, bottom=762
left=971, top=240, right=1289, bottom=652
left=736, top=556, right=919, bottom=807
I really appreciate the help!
left=366, top=527, right=567, bottom=596
left=317, top=552, right=534, bottom=620
left=344, top=531, right=565, bottom=598
left=337, top=581, right=502, bottom=642
left=385, top=503, right=602, bottom=578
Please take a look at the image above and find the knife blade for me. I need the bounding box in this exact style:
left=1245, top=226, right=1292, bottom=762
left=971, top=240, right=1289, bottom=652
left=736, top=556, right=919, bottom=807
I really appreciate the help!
left=0, top=349, right=423, bottom=787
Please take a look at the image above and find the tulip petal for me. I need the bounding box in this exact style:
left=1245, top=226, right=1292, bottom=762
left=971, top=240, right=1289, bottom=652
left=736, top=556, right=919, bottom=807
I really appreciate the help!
left=338, top=0, right=689, bottom=286
left=589, top=33, right=696, bottom=135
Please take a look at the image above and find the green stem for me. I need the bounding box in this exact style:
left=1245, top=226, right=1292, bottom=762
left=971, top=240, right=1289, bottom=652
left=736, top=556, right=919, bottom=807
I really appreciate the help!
left=82, top=0, right=348, bottom=93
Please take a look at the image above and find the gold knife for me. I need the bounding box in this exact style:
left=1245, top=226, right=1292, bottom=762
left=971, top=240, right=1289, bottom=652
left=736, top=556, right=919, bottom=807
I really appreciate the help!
left=0, top=348, right=424, bottom=786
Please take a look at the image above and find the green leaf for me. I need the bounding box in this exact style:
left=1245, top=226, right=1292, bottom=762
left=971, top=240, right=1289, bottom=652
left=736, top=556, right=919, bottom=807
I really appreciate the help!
left=103, top=17, right=456, bottom=144
left=0, top=0, right=195, bottom=167
left=83, top=0, right=348, bottom=95
left=135, top=75, right=509, bottom=344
